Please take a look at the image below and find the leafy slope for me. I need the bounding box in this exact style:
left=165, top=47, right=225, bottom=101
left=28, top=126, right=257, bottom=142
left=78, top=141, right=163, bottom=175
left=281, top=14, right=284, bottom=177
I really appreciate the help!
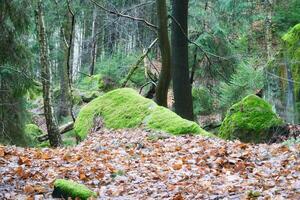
left=0, top=129, right=299, bottom=199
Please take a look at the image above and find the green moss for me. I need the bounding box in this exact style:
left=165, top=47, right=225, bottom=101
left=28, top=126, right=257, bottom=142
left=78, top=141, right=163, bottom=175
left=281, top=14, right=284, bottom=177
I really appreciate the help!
left=219, top=95, right=284, bottom=143
left=52, top=179, right=96, bottom=200
left=146, top=106, right=211, bottom=136
left=81, top=74, right=104, bottom=90
left=74, top=88, right=211, bottom=140
left=282, top=23, right=300, bottom=46
left=25, top=124, right=44, bottom=147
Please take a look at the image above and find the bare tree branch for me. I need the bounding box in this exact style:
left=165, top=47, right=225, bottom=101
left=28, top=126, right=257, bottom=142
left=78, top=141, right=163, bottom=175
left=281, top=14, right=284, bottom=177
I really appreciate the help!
left=90, top=0, right=157, bottom=30
left=122, top=38, right=158, bottom=87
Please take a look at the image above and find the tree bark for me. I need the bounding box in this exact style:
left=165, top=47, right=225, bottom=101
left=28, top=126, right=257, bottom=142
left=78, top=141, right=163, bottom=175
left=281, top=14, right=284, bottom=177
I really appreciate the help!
left=155, top=0, right=172, bottom=107
left=89, top=6, right=98, bottom=76
left=264, top=0, right=273, bottom=60
left=36, top=0, right=62, bottom=147
left=58, top=26, right=71, bottom=119
left=171, top=0, right=194, bottom=120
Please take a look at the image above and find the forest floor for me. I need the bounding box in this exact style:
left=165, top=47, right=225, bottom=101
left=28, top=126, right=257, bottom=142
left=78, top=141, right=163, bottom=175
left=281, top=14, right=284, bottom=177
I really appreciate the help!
left=0, top=129, right=300, bottom=200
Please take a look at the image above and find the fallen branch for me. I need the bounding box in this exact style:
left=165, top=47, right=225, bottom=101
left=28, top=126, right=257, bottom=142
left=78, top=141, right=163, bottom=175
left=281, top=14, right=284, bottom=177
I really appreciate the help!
left=37, top=122, right=74, bottom=142
left=122, top=38, right=158, bottom=87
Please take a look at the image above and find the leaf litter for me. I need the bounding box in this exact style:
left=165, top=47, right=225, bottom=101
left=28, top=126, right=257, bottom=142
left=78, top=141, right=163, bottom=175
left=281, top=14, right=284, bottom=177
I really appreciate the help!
left=0, top=129, right=300, bottom=199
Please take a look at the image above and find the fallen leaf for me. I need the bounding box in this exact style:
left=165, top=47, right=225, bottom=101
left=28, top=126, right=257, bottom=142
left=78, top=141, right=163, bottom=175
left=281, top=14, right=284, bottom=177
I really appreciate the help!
left=0, top=147, right=4, bottom=157
left=18, top=156, right=31, bottom=166
left=24, top=185, right=34, bottom=194
left=172, top=160, right=183, bottom=170
left=173, top=193, right=184, bottom=200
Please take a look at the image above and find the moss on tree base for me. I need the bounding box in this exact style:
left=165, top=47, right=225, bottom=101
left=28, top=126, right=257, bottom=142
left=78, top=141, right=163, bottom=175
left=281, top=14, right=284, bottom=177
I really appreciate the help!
left=52, top=179, right=96, bottom=200
left=219, top=95, right=284, bottom=143
left=74, top=88, right=211, bottom=140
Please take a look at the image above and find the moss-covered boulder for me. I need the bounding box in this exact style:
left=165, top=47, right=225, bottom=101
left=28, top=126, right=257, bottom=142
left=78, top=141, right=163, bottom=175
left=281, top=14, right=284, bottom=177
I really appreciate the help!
left=74, top=88, right=211, bottom=140
left=219, top=95, right=284, bottom=143
left=52, top=179, right=96, bottom=200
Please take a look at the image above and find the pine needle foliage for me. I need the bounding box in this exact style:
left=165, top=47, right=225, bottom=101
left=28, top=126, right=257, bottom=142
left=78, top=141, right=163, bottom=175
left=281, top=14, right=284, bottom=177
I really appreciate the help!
left=220, top=63, right=264, bottom=110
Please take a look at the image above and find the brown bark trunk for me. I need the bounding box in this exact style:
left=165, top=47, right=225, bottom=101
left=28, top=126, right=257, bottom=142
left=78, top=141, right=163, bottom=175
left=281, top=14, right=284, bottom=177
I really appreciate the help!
left=171, top=0, right=194, bottom=120
left=36, top=0, right=62, bottom=147
left=155, top=0, right=172, bottom=107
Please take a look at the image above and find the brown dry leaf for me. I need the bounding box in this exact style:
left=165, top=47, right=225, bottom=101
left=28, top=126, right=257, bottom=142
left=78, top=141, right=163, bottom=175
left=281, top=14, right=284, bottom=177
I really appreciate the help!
left=18, top=156, right=31, bottom=166
left=96, top=172, right=105, bottom=179
left=63, top=151, right=72, bottom=161
left=128, top=149, right=135, bottom=156
left=106, top=163, right=116, bottom=172
left=173, top=193, right=184, bottom=200
left=15, top=166, right=24, bottom=177
left=24, top=185, right=34, bottom=194
left=41, top=152, right=51, bottom=160
left=0, top=147, right=5, bottom=157
left=172, top=160, right=183, bottom=170
left=79, top=171, right=87, bottom=180
left=175, top=146, right=182, bottom=151
left=235, top=161, right=246, bottom=172
left=33, top=185, right=46, bottom=193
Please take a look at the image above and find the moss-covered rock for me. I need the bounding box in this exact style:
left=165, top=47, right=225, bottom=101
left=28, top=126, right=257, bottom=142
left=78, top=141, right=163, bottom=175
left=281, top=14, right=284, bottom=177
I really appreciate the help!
left=219, top=95, right=284, bottom=143
left=25, top=124, right=44, bottom=147
left=74, top=88, right=211, bottom=140
left=52, top=179, right=96, bottom=200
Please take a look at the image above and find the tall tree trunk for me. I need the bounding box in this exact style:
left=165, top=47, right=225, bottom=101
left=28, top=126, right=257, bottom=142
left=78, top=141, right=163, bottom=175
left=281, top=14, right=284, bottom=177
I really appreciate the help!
left=36, top=0, right=62, bottom=147
left=89, top=6, right=98, bottom=76
left=264, top=0, right=273, bottom=60
left=171, top=0, right=194, bottom=120
left=155, top=0, right=171, bottom=107
left=58, top=26, right=71, bottom=119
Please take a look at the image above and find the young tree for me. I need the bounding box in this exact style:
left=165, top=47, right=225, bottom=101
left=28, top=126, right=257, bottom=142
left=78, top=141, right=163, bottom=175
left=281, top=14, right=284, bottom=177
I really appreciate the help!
left=171, top=0, right=194, bottom=120
left=155, top=0, right=171, bottom=107
left=0, top=1, right=32, bottom=146
left=36, top=0, right=62, bottom=147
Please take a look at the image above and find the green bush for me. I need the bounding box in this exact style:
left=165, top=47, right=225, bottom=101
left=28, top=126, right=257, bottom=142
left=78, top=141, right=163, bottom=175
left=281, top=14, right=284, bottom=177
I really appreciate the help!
left=95, top=52, right=146, bottom=87
left=192, top=87, right=214, bottom=115
left=24, top=124, right=44, bottom=147
left=220, top=63, right=264, bottom=111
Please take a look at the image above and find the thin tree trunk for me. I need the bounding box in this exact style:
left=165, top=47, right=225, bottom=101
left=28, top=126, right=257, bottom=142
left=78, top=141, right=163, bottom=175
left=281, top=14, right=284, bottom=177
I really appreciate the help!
left=58, top=26, right=71, bottom=119
left=155, top=0, right=172, bottom=107
left=36, top=0, right=62, bottom=147
left=265, top=0, right=273, bottom=60
left=171, top=0, right=194, bottom=120
left=89, top=6, right=98, bottom=76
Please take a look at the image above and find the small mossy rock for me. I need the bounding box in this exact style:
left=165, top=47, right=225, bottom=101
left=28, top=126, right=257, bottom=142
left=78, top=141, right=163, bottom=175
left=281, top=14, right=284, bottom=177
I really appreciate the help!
left=74, top=88, right=211, bottom=140
left=52, top=179, right=96, bottom=200
left=219, top=95, right=284, bottom=143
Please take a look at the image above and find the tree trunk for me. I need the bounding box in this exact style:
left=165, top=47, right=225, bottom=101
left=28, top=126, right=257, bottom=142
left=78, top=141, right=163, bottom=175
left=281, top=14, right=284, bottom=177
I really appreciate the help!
left=89, top=6, right=98, bottom=76
left=264, top=0, right=273, bottom=60
left=171, top=0, right=194, bottom=120
left=58, top=26, right=71, bottom=119
left=155, top=0, right=172, bottom=107
left=36, top=0, right=62, bottom=147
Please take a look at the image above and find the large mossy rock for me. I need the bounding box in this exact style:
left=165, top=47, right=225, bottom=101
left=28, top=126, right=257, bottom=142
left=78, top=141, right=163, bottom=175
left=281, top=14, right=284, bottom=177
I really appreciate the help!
left=219, top=95, right=284, bottom=143
left=74, top=88, right=211, bottom=140
left=52, top=179, right=96, bottom=200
